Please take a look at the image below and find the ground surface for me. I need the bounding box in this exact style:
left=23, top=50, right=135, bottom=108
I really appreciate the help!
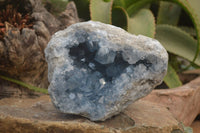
left=0, top=94, right=182, bottom=133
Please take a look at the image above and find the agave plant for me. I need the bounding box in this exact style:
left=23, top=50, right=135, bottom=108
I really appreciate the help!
left=73, top=0, right=200, bottom=88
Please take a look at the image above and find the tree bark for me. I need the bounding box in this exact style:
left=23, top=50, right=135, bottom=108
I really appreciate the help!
left=0, top=0, right=79, bottom=97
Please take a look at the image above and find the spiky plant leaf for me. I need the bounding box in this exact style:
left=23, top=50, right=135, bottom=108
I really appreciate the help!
left=112, top=6, right=128, bottom=29
left=90, top=0, right=113, bottom=24
left=124, top=0, right=139, bottom=9
left=188, top=0, right=200, bottom=21
left=113, top=0, right=138, bottom=9
left=0, top=75, right=48, bottom=94
left=157, top=1, right=181, bottom=25
left=155, top=24, right=200, bottom=65
left=113, top=0, right=126, bottom=8
left=89, top=0, right=200, bottom=61
left=126, top=0, right=151, bottom=16
left=127, top=9, right=155, bottom=38
left=180, top=26, right=196, bottom=37
left=125, top=0, right=200, bottom=63
left=164, top=64, right=182, bottom=88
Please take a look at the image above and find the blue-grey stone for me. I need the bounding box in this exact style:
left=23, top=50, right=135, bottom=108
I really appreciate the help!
left=45, top=21, right=168, bottom=121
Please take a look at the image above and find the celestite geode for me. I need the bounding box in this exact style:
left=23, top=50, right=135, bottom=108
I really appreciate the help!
left=45, top=21, right=168, bottom=121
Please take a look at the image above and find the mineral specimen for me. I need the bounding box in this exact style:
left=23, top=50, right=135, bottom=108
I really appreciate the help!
left=45, top=21, right=168, bottom=121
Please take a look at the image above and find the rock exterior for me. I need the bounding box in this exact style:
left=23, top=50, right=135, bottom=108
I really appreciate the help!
left=45, top=21, right=168, bottom=121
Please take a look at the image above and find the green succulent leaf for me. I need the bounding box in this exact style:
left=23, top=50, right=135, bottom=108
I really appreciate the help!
left=72, top=0, right=90, bottom=20
left=126, top=0, right=151, bottom=16
left=157, top=1, right=181, bottom=25
left=89, top=0, right=200, bottom=61
left=164, top=64, right=182, bottom=88
left=175, top=0, right=200, bottom=63
left=113, top=0, right=126, bottom=8
left=112, top=6, right=128, bottom=30
left=155, top=24, right=200, bottom=65
left=180, top=26, right=196, bottom=37
left=103, top=0, right=111, bottom=2
left=127, top=9, right=155, bottom=38
left=113, top=0, right=138, bottom=9
left=0, top=75, right=48, bottom=94
left=125, top=0, right=200, bottom=63
left=188, top=0, right=200, bottom=22
left=90, top=0, right=113, bottom=24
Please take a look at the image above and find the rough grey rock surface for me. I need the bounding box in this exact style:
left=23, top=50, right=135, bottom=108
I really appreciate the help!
left=45, top=21, right=168, bottom=121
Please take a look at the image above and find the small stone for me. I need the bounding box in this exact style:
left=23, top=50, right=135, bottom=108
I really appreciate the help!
left=45, top=21, right=168, bottom=121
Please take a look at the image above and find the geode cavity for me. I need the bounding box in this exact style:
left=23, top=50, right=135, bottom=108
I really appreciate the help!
left=45, top=21, right=168, bottom=121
